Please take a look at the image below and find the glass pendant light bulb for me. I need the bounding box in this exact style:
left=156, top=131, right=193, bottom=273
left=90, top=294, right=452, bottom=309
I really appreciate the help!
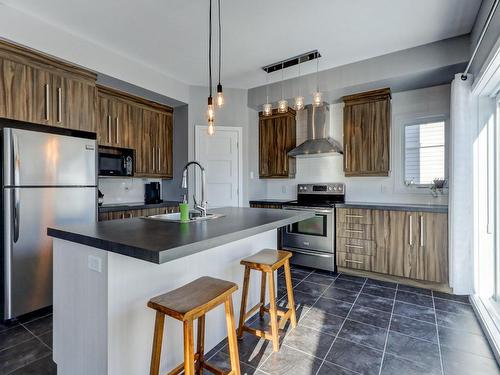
left=207, top=97, right=215, bottom=122
left=294, top=96, right=304, bottom=110
left=216, top=83, right=224, bottom=107
left=312, top=91, right=322, bottom=107
left=278, top=99, right=288, bottom=113
left=207, top=119, right=215, bottom=135
left=263, top=103, right=272, bottom=116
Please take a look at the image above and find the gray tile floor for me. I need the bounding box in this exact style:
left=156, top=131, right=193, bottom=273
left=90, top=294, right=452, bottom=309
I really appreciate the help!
left=206, top=266, right=500, bottom=375
left=1, top=266, right=499, bottom=374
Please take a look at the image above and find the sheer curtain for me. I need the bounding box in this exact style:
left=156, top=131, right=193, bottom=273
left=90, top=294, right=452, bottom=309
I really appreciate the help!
left=449, top=73, right=477, bottom=294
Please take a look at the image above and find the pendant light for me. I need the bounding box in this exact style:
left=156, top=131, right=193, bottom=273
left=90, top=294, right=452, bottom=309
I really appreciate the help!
left=262, top=68, right=272, bottom=116
left=277, top=63, right=288, bottom=113
left=293, top=61, right=304, bottom=110
left=312, top=57, right=322, bottom=107
left=207, top=0, right=215, bottom=135
left=215, top=0, right=224, bottom=107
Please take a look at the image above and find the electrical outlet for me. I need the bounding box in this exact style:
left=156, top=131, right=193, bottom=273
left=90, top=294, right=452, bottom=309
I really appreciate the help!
left=88, top=255, right=102, bottom=273
left=250, top=171, right=254, bottom=180
left=282, top=185, right=287, bottom=194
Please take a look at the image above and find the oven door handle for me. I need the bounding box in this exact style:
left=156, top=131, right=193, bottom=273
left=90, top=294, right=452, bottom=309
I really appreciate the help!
left=291, top=248, right=334, bottom=258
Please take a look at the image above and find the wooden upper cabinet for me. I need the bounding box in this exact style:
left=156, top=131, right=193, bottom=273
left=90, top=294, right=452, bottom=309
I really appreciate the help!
left=343, top=88, right=391, bottom=176
left=259, top=108, right=296, bottom=178
left=157, top=112, right=173, bottom=178
left=0, top=40, right=97, bottom=131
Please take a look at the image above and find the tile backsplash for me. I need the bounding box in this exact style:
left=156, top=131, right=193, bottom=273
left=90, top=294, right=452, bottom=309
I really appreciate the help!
left=99, top=177, right=162, bottom=204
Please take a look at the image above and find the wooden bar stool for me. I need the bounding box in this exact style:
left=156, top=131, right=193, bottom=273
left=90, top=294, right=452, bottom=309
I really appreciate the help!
left=237, top=249, right=297, bottom=352
left=147, top=276, right=241, bottom=375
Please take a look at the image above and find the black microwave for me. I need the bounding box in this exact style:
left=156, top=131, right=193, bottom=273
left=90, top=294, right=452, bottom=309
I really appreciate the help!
left=98, top=148, right=134, bottom=176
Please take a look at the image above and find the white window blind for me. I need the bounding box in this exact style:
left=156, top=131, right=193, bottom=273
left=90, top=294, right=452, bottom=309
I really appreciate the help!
left=404, top=121, right=446, bottom=185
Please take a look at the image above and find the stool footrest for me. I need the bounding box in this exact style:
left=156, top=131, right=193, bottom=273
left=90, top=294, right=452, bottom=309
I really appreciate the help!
left=243, top=302, right=264, bottom=321
left=240, top=325, right=275, bottom=341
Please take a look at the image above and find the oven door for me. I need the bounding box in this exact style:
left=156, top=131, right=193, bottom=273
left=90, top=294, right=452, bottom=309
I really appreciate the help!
left=282, top=206, right=334, bottom=253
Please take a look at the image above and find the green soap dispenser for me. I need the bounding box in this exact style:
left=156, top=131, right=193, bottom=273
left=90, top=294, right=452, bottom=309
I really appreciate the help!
left=179, top=195, right=189, bottom=222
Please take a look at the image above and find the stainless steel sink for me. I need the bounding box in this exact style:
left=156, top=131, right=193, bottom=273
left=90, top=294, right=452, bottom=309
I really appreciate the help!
left=144, top=212, right=225, bottom=223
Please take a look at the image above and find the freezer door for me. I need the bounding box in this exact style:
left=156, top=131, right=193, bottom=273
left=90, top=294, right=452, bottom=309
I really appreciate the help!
left=3, top=187, right=97, bottom=319
left=3, top=128, right=96, bottom=187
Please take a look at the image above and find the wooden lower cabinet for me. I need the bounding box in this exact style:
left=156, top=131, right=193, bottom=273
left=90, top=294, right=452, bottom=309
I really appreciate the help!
left=98, top=206, right=179, bottom=221
left=337, top=207, right=448, bottom=284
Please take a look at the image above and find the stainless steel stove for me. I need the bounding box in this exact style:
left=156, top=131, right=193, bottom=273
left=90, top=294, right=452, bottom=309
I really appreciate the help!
left=281, top=183, right=345, bottom=272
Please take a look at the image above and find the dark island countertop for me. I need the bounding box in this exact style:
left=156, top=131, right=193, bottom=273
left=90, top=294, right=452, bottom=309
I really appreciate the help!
left=249, top=199, right=295, bottom=205
left=48, top=207, right=313, bottom=264
left=336, top=202, right=448, bottom=213
left=98, top=201, right=181, bottom=213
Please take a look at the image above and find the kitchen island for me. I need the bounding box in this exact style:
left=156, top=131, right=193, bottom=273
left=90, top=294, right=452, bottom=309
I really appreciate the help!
left=47, top=207, right=312, bottom=375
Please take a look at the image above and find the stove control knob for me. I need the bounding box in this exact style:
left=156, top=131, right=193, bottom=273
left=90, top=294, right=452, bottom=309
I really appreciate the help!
left=328, top=186, right=333, bottom=191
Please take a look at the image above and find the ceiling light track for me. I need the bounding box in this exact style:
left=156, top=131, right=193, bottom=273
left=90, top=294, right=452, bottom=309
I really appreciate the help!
left=262, top=50, right=321, bottom=74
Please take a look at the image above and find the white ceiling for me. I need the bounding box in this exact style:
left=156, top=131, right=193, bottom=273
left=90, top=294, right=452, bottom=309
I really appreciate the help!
left=3, top=0, right=482, bottom=89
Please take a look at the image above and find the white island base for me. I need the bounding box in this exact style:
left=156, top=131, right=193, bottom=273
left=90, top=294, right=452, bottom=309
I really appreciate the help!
left=53, top=229, right=277, bottom=375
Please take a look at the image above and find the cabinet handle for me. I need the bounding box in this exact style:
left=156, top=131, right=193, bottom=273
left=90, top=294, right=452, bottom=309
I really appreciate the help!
left=116, top=117, right=119, bottom=144
left=44, top=84, right=50, bottom=121
left=346, top=214, right=364, bottom=218
left=345, top=244, right=364, bottom=249
left=107, top=115, right=112, bottom=143
left=152, top=147, right=155, bottom=171
left=344, top=144, right=348, bottom=170
left=409, top=215, right=413, bottom=246
left=128, top=213, right=132, bottom=218
left=121, top=213, right=125, bottom=219
left=57, top=87, right=62, bottom=123
left=158, top=147, right=161, bottom=172
left=345, top=259, right=363, bottom=264
left=345, top=229, right=364, bottom=233
left=420, top=215, right=424, bottom=246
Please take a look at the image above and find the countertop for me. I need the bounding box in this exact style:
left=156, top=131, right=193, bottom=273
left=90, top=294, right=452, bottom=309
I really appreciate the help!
left=98, top=201, right=181, bottom=213
left=48, top=207, right=313, bottom=264
left=336, top=202, right=448, bottom=213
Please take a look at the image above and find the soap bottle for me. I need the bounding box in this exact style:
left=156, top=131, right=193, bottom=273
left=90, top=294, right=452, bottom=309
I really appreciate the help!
left=179, top=195, right=189, bottom=222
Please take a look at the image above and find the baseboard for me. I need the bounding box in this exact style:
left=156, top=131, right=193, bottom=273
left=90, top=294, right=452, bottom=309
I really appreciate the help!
left=338, top=267, right=452, bottom=293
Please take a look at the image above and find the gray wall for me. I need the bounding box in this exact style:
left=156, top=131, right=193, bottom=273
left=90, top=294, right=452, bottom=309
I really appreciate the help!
left=162, top=104, right=188, bottom=201
left=470, top=0, right=500, bottom=77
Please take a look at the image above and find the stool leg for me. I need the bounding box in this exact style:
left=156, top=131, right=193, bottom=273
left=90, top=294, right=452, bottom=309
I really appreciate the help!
left=150, top=311, right=165, bottom=375
left=267, top=271, right=280, bottom=352
left=284, top=260, right=297, bottom=328
left=225, top=297, right=241, bottom=375
left=195, top=315, right=205, bottom=375
left=183, top=319, right=195, bottom=375
left=237, top=266, right=251, bottom=338
left=259, top=271, right=267, bottom=318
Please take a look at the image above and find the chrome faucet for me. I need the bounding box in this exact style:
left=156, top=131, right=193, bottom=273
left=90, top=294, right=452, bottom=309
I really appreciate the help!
left=181, top=161, right=207, bottom=217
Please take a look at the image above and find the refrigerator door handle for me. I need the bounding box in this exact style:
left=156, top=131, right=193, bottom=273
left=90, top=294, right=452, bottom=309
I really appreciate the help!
left=13, top=188, right=20, bottom=243
left=13, top=132, right=20, bottom=187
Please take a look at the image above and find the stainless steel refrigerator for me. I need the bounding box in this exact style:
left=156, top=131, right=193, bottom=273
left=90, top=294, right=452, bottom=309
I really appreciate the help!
left=3, top=127, right=97, bottom=320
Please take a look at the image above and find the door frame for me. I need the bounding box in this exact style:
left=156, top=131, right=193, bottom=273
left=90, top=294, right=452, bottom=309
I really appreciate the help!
left=194, top=125, right=243, bottom=207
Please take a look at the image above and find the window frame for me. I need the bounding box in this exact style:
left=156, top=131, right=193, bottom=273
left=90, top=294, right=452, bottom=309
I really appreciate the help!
left=402, top=117, right=449, bottom=188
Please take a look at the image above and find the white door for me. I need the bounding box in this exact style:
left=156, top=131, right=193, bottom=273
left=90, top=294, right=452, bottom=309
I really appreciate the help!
left=195, top=126, right=242, bottom=208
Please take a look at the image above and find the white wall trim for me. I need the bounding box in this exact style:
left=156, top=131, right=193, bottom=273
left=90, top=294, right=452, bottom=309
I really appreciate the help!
left=194, top=125, right=244, bottom=207
left=473, top=35, right=500, bottom=97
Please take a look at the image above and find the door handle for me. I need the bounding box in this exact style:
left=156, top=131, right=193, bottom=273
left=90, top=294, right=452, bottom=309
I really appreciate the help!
left=57, top=87, right=62, bottom=123
left=420, top=215, right=424, bottom=246
left=116, top=117, right=119, bottom=144
left=44, top=84, right=50, bottom=121
left=107, top=115, right=112, bottom=143
left=13, top=188, right=20, bottom=243
left=292, top=248, right=334, bottom=258
left=345, top=244, right=364, bottom=249
left=158, top=147, right=161, bottom=172
left=345, top=259, right=363, bottom=264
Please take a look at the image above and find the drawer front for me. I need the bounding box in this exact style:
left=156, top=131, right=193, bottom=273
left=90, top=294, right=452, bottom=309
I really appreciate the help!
left=337, top=237, right=376, bottom=256
left=337, top=223, right=373, bottom=240
left=337, top=208, right=373, bottom=224
left=337, top=252, right=374, bottom=272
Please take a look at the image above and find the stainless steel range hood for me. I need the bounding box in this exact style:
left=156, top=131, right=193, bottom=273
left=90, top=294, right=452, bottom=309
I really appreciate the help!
left=288, top=104, right=343, bottom=157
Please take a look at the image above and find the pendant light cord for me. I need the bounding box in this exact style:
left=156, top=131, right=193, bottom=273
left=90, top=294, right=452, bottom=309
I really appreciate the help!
left=281, top=63, right=284, bottom=99
left=316, top=58, right=319, bottom=91
left=218, top=0, right=222, bottom=86
left=209, top=0, right=213, bottom=97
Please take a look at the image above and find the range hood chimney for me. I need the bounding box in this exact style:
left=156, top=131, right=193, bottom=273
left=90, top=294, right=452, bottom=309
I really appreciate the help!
left=288, top=104, right=343, bottom=157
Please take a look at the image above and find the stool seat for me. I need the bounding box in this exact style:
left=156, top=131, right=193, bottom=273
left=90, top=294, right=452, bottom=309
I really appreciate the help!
left=240, top=249, right=292, bottom=271
left=148, top=276, right=237, bottom=321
